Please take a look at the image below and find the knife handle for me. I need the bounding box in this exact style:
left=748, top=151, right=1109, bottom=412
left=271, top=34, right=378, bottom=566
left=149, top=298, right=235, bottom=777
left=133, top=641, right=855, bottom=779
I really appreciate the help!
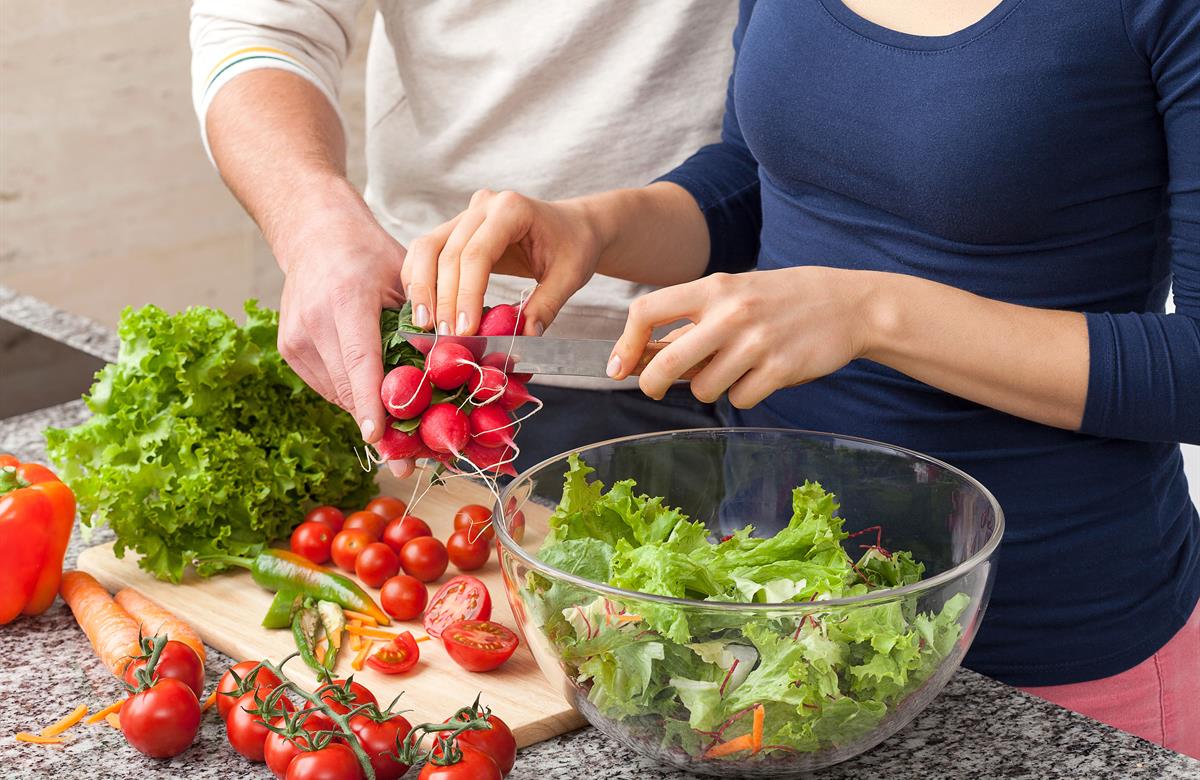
left=630, top=341, right=712, bottom=381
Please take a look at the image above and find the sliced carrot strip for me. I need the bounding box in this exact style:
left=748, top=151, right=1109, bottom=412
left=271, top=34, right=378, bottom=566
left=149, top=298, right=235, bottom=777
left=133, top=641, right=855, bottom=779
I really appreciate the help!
left=613, top=613, right=642, bottom=624
left=351, top=640, right=373, bottom=671
left=202, top=691, right=217, bottom=712
left=345, top=624, right=403, bottom=641
left=703, top=733, right=755, bottom=759
left=342, top=610, right=379, bottom=626
left=315, top=640, right=327, bottom=666
left=105, top=713, right=121, bottom=730
left=415, top=634, right=431, bottom=643
left=85, top=701, right=124, bottom=724
left=16, top=732, right=65, bottom=744
left=40, top=704, right=88, bottom=737
left=751, top=705, right=764, bottom=753
left=348, top=620, right=363, bottom=652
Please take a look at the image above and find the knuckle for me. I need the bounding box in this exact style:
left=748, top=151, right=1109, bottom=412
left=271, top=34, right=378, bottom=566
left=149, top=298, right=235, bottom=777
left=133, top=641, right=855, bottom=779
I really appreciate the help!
left=341, top=343, right=371, bottom=374
left=409, top=236, right=436, bottom=259
left=470, top=188, right=495, bottom=206
left=492, top=190, right=529, bottom=217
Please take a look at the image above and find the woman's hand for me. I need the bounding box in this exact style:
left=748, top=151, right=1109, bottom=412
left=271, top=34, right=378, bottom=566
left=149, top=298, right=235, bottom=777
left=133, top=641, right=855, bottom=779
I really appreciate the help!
left=401, top=189, right=605, bottom=336
left=609, top=267, right=879, bottom=408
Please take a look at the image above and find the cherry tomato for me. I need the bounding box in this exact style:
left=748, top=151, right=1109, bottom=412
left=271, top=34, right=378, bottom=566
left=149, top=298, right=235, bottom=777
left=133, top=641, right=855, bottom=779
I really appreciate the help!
left=264, top=716, right=320, bottom=779
left=419, top=744, right=502, bottom=780
left=365, top=630, right=421, bottom=675
left=424, top=575, right=492, bottom=637
left=366, top=496, right=408, bottom=520
left=217, top=661, right=282, bottom=721
left=382, top=515, right=432, bottom=555
left=354, top=541, right=401, bottom=588
left=318, top=678, right=377, bottom=716
left=380, top=574, right=428, bottom=621
left=290, top=521, right=335, bottom=564
left=305, top=505, right=345, bottom=532
left=446, top=529, right=490, bottom=571
left=453, top=504, right=495, bottom=541
left=400, top=536, right=448, bottom=582
left=350, top=712, right=413, bottom=780
left=444, top=711, right=516, bottom=775
left=344, top=510, right=387, bottom=540
left=331, top=529, right=373, bottom=572
left=122, top=639, right=205, bottom=698
left=285, top=742, right=364, bottom=780
left=442, top=620, right=519, bottom=672
left=226, top=690, right=294, bottom=762
left=119, top=677, right=201, bottom=758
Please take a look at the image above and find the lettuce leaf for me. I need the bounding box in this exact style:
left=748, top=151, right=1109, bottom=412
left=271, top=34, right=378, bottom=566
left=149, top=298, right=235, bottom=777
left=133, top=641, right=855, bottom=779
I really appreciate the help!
left=45, top=301, right=377, bottom=581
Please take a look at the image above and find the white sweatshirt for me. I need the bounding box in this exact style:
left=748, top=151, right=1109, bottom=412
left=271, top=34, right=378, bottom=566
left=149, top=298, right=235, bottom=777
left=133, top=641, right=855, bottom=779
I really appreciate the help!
left=190, top=0, right=737, bottom=389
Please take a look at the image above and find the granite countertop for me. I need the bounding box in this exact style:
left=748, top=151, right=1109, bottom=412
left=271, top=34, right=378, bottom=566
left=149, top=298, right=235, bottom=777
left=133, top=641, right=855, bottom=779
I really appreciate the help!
left=1, top=286, right=1197, bottom=780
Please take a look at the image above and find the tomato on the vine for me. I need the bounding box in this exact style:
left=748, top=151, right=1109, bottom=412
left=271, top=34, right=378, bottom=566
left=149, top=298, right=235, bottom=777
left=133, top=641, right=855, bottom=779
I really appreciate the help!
left=446, top=529, right=490, bottom=571
left=453, top=504, right=495, bottom=541
left=318, top=678, right=377, bottom=716
left=122, top=639, right=205, bottom=698
left=366, top=631, right=421, bottom=675
left=380, top=574, right=427, bottom=621
left=216, top=661, right=282, bottom=721
left=445, top=711, right=516, bottom=775
left=344, top=510, right=387, bottom=540
left=285, top=742, right=364, bottom=780
left=290, top=521, right=334, bottom=564
left=366, top=495, right=408, bottom=520
left=424, top=575, right=492, bottom=638
left=382, top=515, right=432, bottom=555
left=419, top=744, right=502, bottom=780
left=305, top=505, right=345, bottom=533
left=226, top=690, right=294, bottom=762
left=264, top=717, right=319, bottom=779
left=350, top=712, right=413, bottom=780
left=119, top=677, right=201, bottom=758
left=331, top=529, right=372, bottom=572
left=356, top=541, right=400, bottom=588
left=442, top=620, right=519, bottom=672
left=400, top=536, right=448, bottom=582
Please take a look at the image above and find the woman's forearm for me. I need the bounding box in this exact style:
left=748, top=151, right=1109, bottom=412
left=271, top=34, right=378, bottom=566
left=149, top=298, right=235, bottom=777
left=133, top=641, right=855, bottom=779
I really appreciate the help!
left=864, top=272, right=1089, bottom=431
left=583, top=182, right=712, bottom=287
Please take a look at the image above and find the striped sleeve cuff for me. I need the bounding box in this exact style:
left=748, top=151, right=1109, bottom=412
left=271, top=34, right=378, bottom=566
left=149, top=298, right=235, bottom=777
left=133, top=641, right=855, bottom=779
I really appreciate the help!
left=193, top=45, right=345, bottom=164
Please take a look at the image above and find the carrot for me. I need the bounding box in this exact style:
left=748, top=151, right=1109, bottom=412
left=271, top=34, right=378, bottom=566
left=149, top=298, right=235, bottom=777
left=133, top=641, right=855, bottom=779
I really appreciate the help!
left=315, top=639, right=327, bottom=666
left=15, top=732, right=64, bottom=744
left=105, top=713, right=121, bottom=730
left=59, top=571, right=141, bottom=675
left=85, top=701, right=124, bottom=725
left=345, top=624, right=404, bottom=641
left=40, top=704, right=88, bottom=737
left=351, top=640, right=373, bottom=671
left=202, top=691, right=217, bottom=712
left=342, top=610, right=379, bottom=626
left=348, top=620, right=363, bottom=652
left=751, top=705, right=764, bottom=753
left=114, top=588, right=206, bottom=665
left=703, top=733, right=754, bottom=759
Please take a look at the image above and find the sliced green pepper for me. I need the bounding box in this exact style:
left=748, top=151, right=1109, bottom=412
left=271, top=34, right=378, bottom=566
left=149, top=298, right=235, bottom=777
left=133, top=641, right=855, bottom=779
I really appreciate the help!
left=292, top=599, right=324, bottom=675
left=317, top=600, right=345, bottom=671
left=262, top=589, right=301, bottom=629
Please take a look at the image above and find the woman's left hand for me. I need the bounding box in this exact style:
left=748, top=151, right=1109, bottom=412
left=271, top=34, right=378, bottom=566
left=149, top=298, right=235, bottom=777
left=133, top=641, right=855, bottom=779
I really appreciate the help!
left=608, top=267, right=880, bottom=408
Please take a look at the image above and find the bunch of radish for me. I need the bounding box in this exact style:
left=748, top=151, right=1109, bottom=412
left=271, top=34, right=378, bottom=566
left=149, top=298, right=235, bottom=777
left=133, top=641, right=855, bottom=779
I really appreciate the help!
left=375, top=303, right=538, bottom=478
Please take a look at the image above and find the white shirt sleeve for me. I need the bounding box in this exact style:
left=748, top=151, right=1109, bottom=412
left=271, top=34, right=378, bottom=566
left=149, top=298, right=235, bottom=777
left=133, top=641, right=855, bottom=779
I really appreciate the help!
left=189, top=0, right=365, bottom=160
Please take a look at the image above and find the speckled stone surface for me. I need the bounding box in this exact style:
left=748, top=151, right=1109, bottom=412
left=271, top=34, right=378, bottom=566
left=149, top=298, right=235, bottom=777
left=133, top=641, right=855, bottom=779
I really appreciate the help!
left=2, top=290, right=1198, bottom=780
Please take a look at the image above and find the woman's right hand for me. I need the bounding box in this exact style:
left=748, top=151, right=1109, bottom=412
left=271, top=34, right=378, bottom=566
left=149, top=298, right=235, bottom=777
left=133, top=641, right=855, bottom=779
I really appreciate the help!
left=401, top=189, right=605, bottom=336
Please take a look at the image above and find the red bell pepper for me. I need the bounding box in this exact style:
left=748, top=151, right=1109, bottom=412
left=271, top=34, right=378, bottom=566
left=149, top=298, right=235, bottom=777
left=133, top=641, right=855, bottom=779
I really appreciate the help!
left=0, top=454, right=76, bottom=623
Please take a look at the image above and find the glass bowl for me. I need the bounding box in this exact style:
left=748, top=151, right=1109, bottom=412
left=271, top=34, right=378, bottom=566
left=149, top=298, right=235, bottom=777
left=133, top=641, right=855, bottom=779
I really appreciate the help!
left=493, top=428, right=1002, bottom=777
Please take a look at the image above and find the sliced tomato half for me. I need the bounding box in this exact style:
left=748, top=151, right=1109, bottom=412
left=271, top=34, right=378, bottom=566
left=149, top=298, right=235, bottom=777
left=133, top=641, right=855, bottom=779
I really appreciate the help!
left=366, top=630, right=421, bottom=675
left=424, top=575, right=492, bottom=638
left=442, top=619, right=518, bottom=672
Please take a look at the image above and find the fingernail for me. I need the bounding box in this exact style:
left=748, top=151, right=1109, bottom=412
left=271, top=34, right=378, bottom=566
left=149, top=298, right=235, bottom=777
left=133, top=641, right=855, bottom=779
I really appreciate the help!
left=360, top=418, right=376, bottom=441
left=438, top=320, right=450, bottom=335
left=414, top=304, right=429, bottom=329
left=456, top=311, right=468, bottom=335
left=532, top=320, right=544, bottom=336
left=606, top=354, right=622, bottom=378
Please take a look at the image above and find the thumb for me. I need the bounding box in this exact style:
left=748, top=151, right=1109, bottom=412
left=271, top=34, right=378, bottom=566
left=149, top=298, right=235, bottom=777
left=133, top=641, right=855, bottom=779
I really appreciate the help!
left=520, top=271, right=581, bottom=336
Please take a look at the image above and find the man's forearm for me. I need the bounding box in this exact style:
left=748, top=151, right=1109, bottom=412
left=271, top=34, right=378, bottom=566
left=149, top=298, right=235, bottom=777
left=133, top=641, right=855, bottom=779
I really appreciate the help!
left=206, top=69, right=361, bottom=267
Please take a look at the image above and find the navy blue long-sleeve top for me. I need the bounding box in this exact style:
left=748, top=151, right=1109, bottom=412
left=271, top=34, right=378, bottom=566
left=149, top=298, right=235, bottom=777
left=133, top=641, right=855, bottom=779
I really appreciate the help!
left=660, top=0, right=1200, bottom=686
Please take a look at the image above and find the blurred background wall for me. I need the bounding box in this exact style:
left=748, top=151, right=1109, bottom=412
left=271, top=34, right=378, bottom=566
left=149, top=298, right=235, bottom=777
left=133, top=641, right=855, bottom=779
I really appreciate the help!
left=1, top=0, right=1196, bottom=498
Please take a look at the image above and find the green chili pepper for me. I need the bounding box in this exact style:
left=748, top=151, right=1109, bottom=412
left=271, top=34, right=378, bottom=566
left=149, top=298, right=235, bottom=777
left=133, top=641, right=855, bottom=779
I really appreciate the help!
left=198, top=550, right=390, bottom=625
left=292, top=599, right=324, bottom=675
left=262, top=589, right=301, bottom=629
left=317, top=600, right=346, bottom=671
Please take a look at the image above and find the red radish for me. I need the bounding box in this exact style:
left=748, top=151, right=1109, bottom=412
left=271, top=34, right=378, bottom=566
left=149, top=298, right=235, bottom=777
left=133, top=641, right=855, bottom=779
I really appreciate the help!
left=480, top=352, right=533, bottom=384
left=469, top=405, right=515, bottom=449
left=500, top=378, right=538, bottom=411
left=381, top=365, right=432, bottom=419
left=468, top=366, right=508, bottom=403
left=377, top=424, right=430, bottom=460
left=462, top=440, right=518, bottom=477
left=479, top=304, right=527, bottom=337
left=427, top=341, right=476, bottom=390
left=419, top=403, right=470, bottom=455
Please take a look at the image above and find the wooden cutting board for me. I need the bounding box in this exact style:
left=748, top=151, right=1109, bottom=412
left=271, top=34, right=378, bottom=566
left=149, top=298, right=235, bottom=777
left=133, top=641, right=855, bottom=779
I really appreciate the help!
left=76, top=470, right=585, bottom=748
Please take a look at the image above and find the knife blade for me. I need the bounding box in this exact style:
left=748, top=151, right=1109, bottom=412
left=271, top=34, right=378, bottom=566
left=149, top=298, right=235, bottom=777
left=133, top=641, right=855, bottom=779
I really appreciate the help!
left=398, top=332, right=709, bottom=379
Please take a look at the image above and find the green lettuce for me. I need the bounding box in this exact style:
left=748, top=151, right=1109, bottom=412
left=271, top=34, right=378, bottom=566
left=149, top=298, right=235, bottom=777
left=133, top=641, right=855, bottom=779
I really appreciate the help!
left=45, top=301, right=377, bottom=581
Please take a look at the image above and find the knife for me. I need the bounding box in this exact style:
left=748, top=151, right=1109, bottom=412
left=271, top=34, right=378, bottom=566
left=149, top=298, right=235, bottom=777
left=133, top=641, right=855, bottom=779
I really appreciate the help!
left=398, top=332, right=710, bottom=379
